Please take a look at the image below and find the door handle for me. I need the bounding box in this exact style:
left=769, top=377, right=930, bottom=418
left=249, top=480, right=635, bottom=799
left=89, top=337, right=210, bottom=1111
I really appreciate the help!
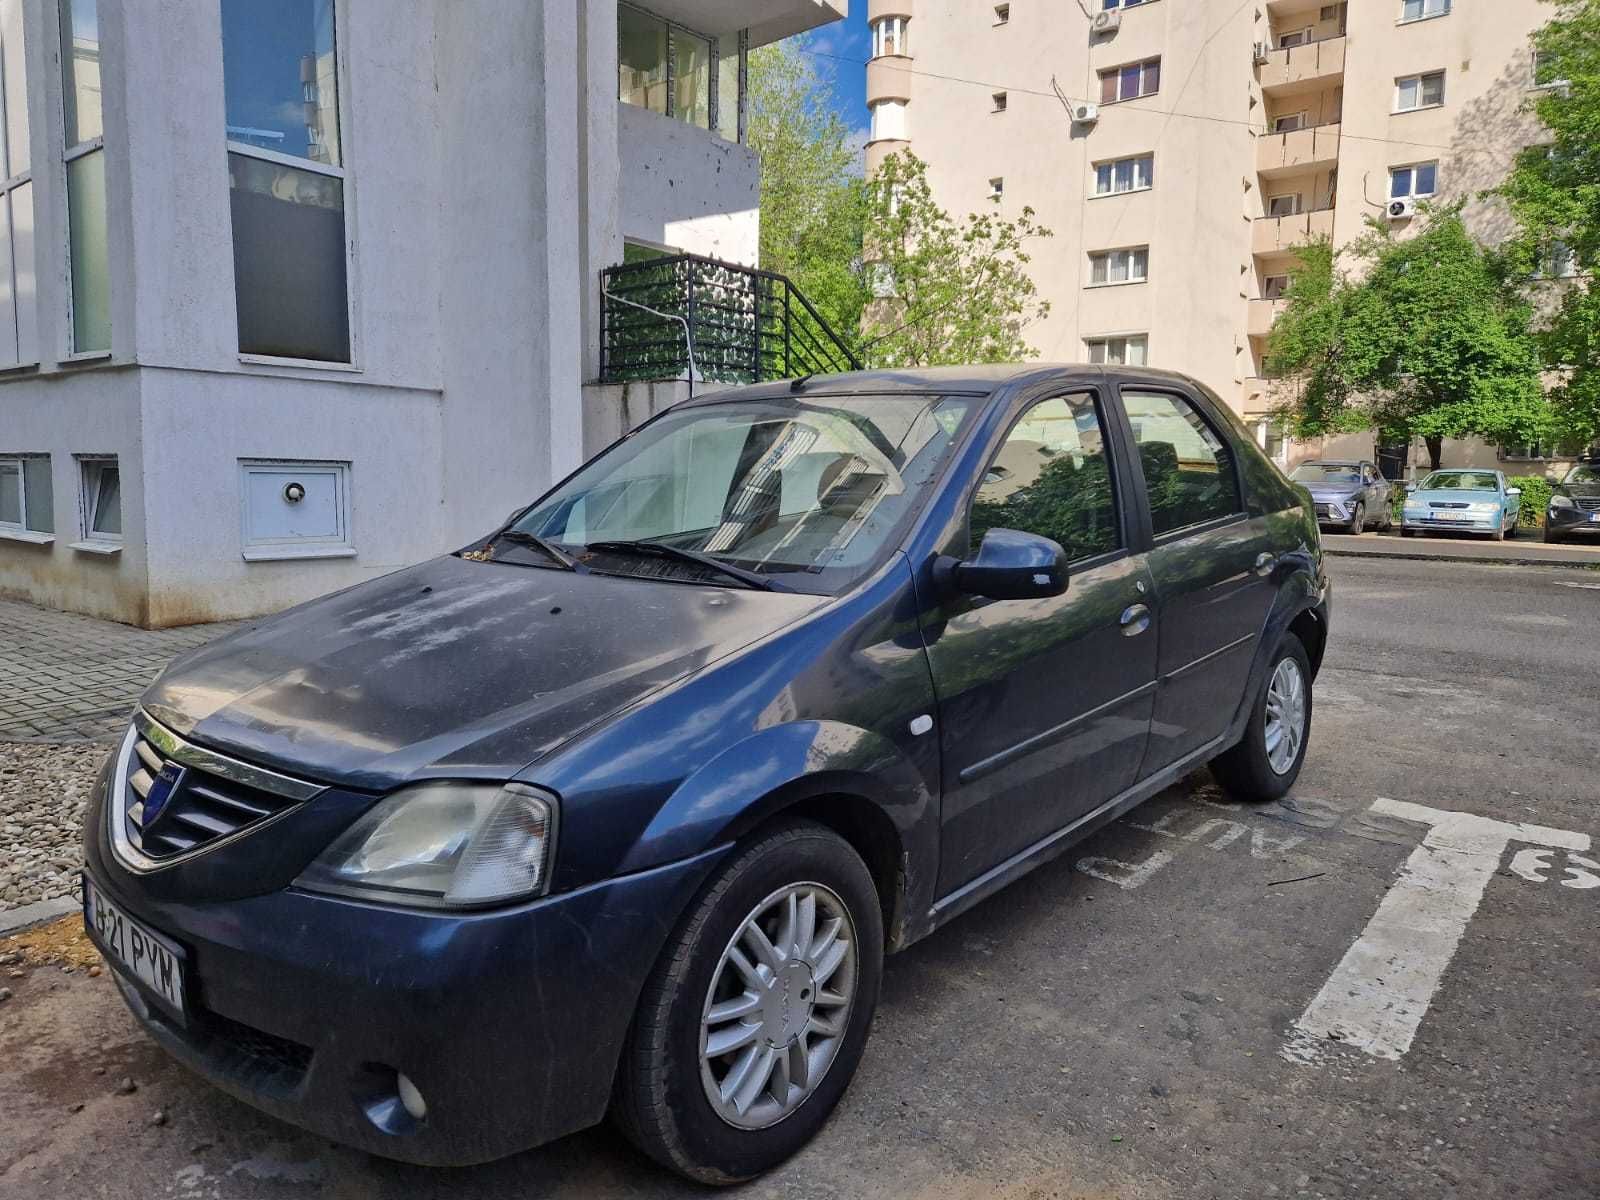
left=1254, top=552, right=1276, bottom=578
left=1119, top=604, right=1151, bottom=637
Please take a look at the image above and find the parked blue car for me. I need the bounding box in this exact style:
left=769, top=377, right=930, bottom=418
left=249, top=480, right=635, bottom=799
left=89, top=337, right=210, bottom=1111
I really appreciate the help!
left=1400, top=469, right=1521, bottom=540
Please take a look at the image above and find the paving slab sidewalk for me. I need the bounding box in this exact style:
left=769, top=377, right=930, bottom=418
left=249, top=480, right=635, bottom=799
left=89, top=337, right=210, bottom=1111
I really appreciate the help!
left=1322, top=530, right=1600, bottom=569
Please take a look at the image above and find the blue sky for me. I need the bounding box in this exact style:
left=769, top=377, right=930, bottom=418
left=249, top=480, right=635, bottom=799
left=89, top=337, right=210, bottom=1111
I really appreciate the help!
left=798, top=7, right=873, bottom=144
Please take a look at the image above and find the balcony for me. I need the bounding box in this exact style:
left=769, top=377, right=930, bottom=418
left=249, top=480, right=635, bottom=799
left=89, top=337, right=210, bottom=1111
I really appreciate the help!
left=649, top=0, right=847, bottom=46
left=1252, top=208, right=1334, bottom=256
left=866, top=55, right=913, bottom=103
left=1248, top=297, right=1290, bottom=338
left=1256, top=36, right=1345, bottom=94
left=1256, top=122, right=1340, bottom=178
left=600, top=253, right=860, bottom=385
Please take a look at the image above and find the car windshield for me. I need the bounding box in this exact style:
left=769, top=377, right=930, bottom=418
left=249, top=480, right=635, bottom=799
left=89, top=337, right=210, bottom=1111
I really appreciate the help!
left=506, top=393, right=981, bottom=593
left=1564, top=464, right=1600, bottom=485
left=1290, top=463, right=1362, bottom=483
left=1419, top=471, right=1499, bottom=492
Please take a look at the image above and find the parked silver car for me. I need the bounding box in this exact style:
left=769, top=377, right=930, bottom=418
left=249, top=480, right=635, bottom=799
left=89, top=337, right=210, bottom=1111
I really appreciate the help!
left=1289, top=460, right=1394, bottom=534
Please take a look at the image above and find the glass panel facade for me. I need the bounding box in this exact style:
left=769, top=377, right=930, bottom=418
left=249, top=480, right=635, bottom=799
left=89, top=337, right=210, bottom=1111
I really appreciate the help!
left=66, top=157, right=108, bottom=352
left=61, top=0, right=103, bottom=147
left=674, top=29, right=711, bottom=130
left=221, top=0, right=341, bottom=165
left=619, top=6, right=669, bottom=115
left=229, top=153, right=349, bottom=361
left=22, top=455, right=51, bottom=531
left=1, top=0, right=27, bottom=175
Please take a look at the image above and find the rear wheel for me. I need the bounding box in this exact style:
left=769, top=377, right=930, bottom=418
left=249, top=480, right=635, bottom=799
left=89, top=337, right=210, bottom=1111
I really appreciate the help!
left=611, top=821, right=883, bottom=1185
left=1212, top=634, right=1312, bottom=803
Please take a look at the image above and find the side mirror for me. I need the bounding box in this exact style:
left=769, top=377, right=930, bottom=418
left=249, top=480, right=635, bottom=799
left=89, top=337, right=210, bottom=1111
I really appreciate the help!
left=1404, top=483, right=1416, bottom=493
left=1506, top=487, right=1522, bottom=497
left=935, top=528, right=1069, bottom=601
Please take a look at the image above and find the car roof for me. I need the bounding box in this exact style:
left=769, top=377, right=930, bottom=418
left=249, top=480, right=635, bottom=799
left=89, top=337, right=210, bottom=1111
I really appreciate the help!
left=672, top=363, right=1207, bottom=407
left=1304, top=459, right=1365, bottom=466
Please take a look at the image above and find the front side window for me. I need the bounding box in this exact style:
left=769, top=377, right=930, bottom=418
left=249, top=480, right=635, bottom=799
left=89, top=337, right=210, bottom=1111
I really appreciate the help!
left=222, top=0, right=349, bottom=363
left=1390, top=162, right=1438, bottom=199
left=80, top=457, right=120, bottom=540
left=1089, top=247, right=1148, bottom=286
left=1564, top=464, right=1600, bottom=485
left=971, top=393, right=1121, bottom=562
left=0, top=0, right=35, bottom=366
left=1395, top=70, right=1445, bottom=112
left=1094, top=154, right=1153, bottom=196
left=1099, top=58, right=1160, bottom=103
left=61, top=0, right=108, bottom=354
left=1290, top=462, right=1361, bottom=484
left=1123, top=390, right=1241, bottom=534
left=0, top=455, right=52, bottom=534
left=1400, top=0, right=1450, bottom=23
left=1086, top=335, right=1147, bottom=365
left=511, top=395, right=981, bottom=594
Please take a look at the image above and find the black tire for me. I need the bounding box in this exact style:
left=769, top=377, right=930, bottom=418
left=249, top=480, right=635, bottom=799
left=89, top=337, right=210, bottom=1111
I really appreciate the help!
left=1544, top=524, right=1562, bottom=544
left=1381, top=509, right=1394, bottom=532
left=1504, top=521, right=1517, bottom=541
left=1346, top=503, right=1365, bottom=535
left=1399, top=526, right=1414, bottom=538
left=611, top=820, right=884, bottom=1185
left=1211, top=633, right=1313, bottom=803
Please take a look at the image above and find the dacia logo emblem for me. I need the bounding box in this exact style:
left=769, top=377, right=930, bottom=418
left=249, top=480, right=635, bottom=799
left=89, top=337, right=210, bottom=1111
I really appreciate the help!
left=143, top=762, right=185, bottom=828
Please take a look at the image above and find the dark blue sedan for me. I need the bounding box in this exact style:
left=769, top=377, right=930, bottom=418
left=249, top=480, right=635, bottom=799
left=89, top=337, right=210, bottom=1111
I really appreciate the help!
left=82, top=366, right=1330, bottom=1182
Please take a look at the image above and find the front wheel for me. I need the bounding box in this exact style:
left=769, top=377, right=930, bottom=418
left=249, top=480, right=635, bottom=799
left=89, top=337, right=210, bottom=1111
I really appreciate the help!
left=1346, top=503, right=1365, bottom=535
left=1211, top=634, right=1312, bottom=802
left=1544, top=525, right=1563, bottom=544
left=611, top=821, right=884, bottom=1185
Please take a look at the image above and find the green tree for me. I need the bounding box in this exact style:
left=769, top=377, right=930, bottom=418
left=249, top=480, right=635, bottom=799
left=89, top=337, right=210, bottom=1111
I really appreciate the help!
left=1267, top=206, right=1549, bottom=469
left=862, top=151, right=1052, bottom=367
left=1499, top=0, right=1600, bottom=448
left=746, top=41, right=869, bottom=348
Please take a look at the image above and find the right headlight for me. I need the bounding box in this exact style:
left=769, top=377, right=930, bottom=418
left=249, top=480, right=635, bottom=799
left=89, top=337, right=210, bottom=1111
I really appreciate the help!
left=296, top=782, right=557, bottom=909
left=1549, top=494, right=1575, bottom=509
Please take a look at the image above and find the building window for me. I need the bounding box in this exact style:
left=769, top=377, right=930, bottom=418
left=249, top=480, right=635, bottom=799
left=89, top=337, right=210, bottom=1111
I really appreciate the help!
left=1400, top=0, right=1450, bottom=23
left=1099, top=58, right=1160, bottom=104
left=1263, top=274, right=1290, bottom=299
left=1085, top=334, right=1148, bottom=365
left=1531, top=49, right=1569, bottom=91
left=1101, top=0, right=1154, bottom=9
left=871, top=16, right=907, bottom=58
left=78, top=457, right=120, bottom=542
left=870, top=98, right=909, bottom=142
left=1272, top=111, right=1307, bottom=133
left=994, top=4, right=1010, bottom=24
left=992, top=91, right=1007, bottom=112
left=222, top=0, right=350, bottom=364
left=1395, top=70, right=1445, bottom=112
left=1389, top=162, right=1437, bottom=199
left=59, top=0, right=108, bottom=356
left=987, top=177, right=1004, bottom=202
left=0, top=455, right=52, bottom=536
left=1278, top=28, right=1312, bottom=49
left=1088, top=247, right=1148, bottom=286
left=1267, top=193, right=1301, bottom=217
left=619, top=6, right=668, bottom=113
left=0, top=0, right=35, bottom=367
left=1500, top=436, right=1590, bottom=461
left=618, top=5, right=744, bottom=140
left=1094, top=154, right=1154, bottom=196
left=1532, top=242, right=1578, bottom=280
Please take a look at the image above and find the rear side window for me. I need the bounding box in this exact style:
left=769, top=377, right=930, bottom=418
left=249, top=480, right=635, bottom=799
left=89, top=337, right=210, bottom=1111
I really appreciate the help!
left=971, top=392, right=1122, bottom=561
left=1122, top=390, right=1242, bottom=535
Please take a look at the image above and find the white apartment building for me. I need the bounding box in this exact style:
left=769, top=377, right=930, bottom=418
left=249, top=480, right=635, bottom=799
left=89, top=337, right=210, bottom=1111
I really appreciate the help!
left=863, top=0, right=1578, bottom=471
left=0, top=0, right=846, bottom=627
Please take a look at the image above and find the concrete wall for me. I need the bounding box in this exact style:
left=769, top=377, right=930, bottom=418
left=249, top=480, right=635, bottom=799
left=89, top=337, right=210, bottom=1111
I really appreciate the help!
left=618, top=102, right=761, bottom=266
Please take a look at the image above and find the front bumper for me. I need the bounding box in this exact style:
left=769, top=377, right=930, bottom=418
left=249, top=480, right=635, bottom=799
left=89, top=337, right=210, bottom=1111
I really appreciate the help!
left=1547, top=507, right=1600, bottom=535
left=84, top=795, right=727, bottom=1166
left=1402, top=513, right=1501, bottom=533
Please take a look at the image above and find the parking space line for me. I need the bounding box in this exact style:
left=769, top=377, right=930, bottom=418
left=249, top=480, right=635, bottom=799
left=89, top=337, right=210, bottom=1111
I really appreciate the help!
left=1284, top=799, right=1591, bottom=1064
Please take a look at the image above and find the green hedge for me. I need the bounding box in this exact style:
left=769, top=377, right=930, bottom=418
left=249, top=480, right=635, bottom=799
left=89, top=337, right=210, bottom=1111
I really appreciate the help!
left=1508, top=475, right=1553, bottom=528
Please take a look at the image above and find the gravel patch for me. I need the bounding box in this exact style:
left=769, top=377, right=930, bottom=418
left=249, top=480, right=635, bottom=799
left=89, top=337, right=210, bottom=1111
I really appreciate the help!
left=1, top=742, right=109, bottom=911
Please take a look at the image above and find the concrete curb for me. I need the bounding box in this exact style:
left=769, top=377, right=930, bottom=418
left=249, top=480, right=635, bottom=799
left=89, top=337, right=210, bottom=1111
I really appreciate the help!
left=0, top=895, right=78, bottom=936
left=1323, top=544, right=1600, bottom=570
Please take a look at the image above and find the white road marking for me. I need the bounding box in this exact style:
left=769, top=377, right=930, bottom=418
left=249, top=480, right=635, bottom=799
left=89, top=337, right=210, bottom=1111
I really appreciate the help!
left=1554, top=580, right=1600, bottom=591
left=1284, top=799, right=1591, bottom=1064
left=1074, top=849, right=1174, bottom=890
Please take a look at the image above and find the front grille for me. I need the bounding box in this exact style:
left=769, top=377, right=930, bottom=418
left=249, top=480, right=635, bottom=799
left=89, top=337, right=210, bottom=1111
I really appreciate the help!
left=1574, top=496, right=1600, bottom=512
left=118, top=713, right=322, bottom=866
left=1429, top=501, right=1470, bottom=509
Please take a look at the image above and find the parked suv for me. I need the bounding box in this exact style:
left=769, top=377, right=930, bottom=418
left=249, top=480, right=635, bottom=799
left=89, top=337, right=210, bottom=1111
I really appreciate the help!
left=82, top=366, right=1330, bottom=1183
left=1289, top=459, right=1393, bottom=534
left=1544, top=460, right=1600, bottom=543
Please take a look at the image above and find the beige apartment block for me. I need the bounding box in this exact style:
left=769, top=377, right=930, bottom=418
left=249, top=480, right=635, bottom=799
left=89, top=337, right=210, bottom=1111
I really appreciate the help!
left=864, top=0, right=1578, bottom=474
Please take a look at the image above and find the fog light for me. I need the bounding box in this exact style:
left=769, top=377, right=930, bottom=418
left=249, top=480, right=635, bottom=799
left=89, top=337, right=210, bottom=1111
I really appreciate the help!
left=396, top=1072, right=427, bottom=1122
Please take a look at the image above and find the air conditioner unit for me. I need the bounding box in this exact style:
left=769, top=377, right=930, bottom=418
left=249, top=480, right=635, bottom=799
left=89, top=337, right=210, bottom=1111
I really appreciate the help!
left=1090, top=9, right=1122, bottom=35
left=1253, top=41, right=1271, bottom=64
left=1388, top=197, right=1418, bottom=220
left=1072, top=101, right=1100, bottom=124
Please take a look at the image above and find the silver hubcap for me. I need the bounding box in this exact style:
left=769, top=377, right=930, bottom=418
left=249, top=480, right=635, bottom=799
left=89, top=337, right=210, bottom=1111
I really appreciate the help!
left=700, top=882, right=857, bottom=1130
left=1264, top=656, right=1307, bottom=775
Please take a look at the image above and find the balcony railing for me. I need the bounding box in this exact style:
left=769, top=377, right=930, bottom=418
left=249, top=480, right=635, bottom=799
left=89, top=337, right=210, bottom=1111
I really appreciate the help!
left=1256, top=121, right=1341, bottom=177
left=600, top=253, right=860, bottom=386
left=1252, top=207, right=1335, bottom=255
left=1256, top=35, right=1346, bottom=91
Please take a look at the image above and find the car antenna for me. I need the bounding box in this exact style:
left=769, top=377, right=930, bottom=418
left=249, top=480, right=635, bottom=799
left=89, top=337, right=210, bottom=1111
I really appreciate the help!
left=790, top=373, right=815, bottom=392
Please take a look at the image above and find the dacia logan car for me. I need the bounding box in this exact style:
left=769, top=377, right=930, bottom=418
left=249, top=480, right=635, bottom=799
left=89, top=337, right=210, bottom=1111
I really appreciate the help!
left=82, top=366, right=1330, bottom=1183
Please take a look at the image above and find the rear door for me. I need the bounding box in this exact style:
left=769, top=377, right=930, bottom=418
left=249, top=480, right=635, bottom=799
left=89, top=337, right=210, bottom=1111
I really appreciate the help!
left=1112, top=382, right=1278, bottom=770
left=921, top=386, right=1159, bottom=895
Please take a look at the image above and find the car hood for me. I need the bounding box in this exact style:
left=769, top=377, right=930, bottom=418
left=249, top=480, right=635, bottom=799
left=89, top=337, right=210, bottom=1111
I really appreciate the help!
left=141, top=555, right=828, bottom=791
left=1301, top=482, right=1362, bottom=500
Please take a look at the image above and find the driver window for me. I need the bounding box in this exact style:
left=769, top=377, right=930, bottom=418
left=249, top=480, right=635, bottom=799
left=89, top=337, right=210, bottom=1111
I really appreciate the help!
left=971, top=392, right=1121, bottom=562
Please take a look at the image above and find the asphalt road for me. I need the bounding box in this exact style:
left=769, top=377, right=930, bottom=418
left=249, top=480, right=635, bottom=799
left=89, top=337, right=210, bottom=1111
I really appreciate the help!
left=3, top=557, right=1597, bottom=1199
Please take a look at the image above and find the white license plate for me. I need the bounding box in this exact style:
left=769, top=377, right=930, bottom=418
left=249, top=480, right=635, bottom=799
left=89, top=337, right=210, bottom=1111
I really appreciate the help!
left=1432, top=512, right=1468, bottom=521
left=84, top=878, right=186, bottom=1017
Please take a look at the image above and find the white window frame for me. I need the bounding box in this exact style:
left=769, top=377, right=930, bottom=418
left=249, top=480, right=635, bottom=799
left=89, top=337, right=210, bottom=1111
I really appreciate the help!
left=58, top=0, right=110, bottom=359
left=1084, top=334, right=1149, bottom=366
left=1398, top=0, right=1450, bottom=25
left=870, top=16, right=907, bottom=59
left=1532, top=242, right=1578, bottom=280
left=74, top=455, right=121, bottom=552
left=1099, top=57, right=1160, bottom=104
left=987, top=177, right=1004, bottom=202
left=1272, top=111, right=1308, bottom=133
left=1092, top=153, right=1154, bottom=197
left=1389, top=161, right=1438, bottom=200
left=1087, top=246, right=1149, bottom=287
left=869, top=98, right=908, bottom=143
left=0, top=455, right=52, bottom=542
left=1262, top=273, right=1290, bottom=299
left=992, top=91, right=1007, bottom=112
left=1394, top=70, right=1445, bottom=113
left=1278, top=27, right=1313, bottom=49
left=1531, top=49, right=1570, bottom=91
left=225, top=0, right=361, bottom=372
left=993, top=4, right=1010, bottom=24
left=1101, top=0, right=1157, bottom=9
left=238, top=459, right=355, bottom=561
left=1267, top=192, right=1302, bottom=217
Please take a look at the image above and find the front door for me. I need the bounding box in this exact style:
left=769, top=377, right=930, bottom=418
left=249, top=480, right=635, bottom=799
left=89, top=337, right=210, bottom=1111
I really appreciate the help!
left=922, top=389, right=1159, bottom=897
left=1117, top=385, right=1278, bottom=770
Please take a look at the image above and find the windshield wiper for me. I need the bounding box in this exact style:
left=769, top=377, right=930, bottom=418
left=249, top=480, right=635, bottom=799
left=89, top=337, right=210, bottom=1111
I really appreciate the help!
left=491, top=529, right=583, bottom=571
left=585, top=540, right=777, bottom=591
